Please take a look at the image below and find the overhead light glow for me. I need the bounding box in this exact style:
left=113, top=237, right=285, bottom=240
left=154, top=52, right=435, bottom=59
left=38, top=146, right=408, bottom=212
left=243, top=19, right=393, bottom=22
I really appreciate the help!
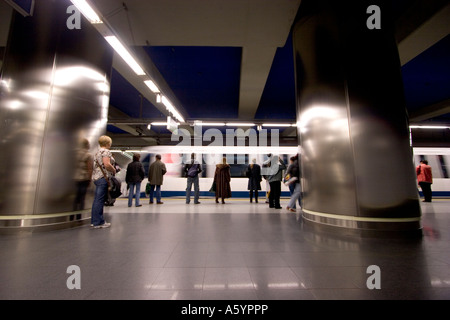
left=194, top=122, right=226, bottom=126
left=409, top=125, right=449, bottom=129
left=161, top=96, right=185, bottom=123
left=262, top=123, right=294, bottom=127
left=104, top=36, right=145, bottom=76
left=144, top=80, right=160, bottom=93
left=226, top=123, right=255, bottom=127
left=70, top=0, right=103, bottom=24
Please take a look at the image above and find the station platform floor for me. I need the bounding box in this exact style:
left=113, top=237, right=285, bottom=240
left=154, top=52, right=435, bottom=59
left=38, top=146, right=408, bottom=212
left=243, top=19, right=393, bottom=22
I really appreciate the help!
left=0, top=196, right=449, bottom=301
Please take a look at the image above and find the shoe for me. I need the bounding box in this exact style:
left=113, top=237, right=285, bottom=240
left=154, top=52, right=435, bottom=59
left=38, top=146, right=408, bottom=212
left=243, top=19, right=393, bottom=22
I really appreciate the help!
left=149, top=201, right=154, bottom=204
left=157, top=202, right=164, bottom=204
left=93, top=222, right=111, bottom=229
left=194, top=202, right=201, bottom=204
left=215, top=199, right=219, bottom=203
left=275, top=206, right=282, bottom=209
left=286, top=207, right=296, bottom=212
left=136, top=204, right=142, bottom=207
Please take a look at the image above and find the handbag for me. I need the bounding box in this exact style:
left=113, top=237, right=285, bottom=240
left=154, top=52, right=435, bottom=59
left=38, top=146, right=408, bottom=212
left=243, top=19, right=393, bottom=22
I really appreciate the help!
left=95, top=157, right=122, bottom=199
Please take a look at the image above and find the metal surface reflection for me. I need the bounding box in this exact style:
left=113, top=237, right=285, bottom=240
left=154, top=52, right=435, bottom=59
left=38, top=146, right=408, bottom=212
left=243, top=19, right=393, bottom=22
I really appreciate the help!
left=293, top=0, right=422, bottom=234
left=0, top=0, right=113, bottom=230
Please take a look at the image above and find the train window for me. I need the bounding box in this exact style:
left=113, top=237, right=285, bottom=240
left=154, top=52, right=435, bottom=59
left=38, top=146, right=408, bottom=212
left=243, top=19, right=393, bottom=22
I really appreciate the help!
left=438, top=155, right=449, bottom=178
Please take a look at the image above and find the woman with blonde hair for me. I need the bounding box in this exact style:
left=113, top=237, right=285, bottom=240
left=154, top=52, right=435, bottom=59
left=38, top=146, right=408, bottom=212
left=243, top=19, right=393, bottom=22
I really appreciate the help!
left=90, top=135, right=116, bottom=228
left=214, top=157, right=231, bottom=204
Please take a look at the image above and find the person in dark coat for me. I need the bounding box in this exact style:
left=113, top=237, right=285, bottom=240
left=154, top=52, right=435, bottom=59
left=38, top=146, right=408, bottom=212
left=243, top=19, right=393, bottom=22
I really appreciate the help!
left=214, top=157, right=231, bottom=204
left=125, top=153, right=145, bottom=207
left=246, top=158, right=262, bottom=203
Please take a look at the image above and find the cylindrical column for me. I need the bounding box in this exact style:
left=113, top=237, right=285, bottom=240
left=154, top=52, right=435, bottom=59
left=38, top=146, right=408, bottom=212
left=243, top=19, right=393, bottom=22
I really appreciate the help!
left=293, top=0, right=422, bottom=235
left=0, top=0, right=113, bottom=231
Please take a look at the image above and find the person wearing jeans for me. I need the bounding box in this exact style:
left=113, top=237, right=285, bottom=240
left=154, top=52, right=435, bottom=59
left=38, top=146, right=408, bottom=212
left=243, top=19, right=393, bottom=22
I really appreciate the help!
left=184, top=153, right=202, bottom=204
left=91, top=177, right=108, bottom=226
left=149, top=184, right=162, bottom=204
left=90, top=135, right=115, bottom=229
left=126, top=153, right=145, bottom=207
left=148, top=154, right=166, bottom=204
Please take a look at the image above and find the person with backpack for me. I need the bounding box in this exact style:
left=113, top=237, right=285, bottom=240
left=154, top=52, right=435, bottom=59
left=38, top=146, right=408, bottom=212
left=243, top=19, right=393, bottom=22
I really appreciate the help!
left=184, top=153, right=202, bottom=204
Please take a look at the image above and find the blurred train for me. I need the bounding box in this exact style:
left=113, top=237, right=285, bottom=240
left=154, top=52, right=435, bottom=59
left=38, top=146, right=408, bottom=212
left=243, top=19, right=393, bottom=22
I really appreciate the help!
left=111, top=145, right=450, bottom=198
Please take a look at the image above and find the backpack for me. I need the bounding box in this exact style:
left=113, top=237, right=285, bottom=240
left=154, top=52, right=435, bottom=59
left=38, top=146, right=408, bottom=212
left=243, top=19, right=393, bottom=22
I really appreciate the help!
left=108, top=176, right=122, bottom=199
left=187, top=163, right=200, bottom=178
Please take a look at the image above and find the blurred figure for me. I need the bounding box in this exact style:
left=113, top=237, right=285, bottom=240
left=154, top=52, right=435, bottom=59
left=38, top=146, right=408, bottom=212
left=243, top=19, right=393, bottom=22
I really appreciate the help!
left=91, top=135, right=116, bottom=229
left=246, top=158, right=261, bottom=203
left=184, top=153, right=202, bottom=204
left=148, top=154, right=167, bottom=204
left=214, top=157, right=231, bottom=204
left=73, top=138, right=93, bottom=218
left=263, top=154, right=286, bottom=209
left=126, top=153, right=145, bottom=207
left=285, top=155, right=301, bottom=212
left=417, top=159, right=433, bottom=202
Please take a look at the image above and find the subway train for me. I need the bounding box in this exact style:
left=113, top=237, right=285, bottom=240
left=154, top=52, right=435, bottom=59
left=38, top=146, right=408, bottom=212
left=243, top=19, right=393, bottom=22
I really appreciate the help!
left=111, top=145, right=450, bottom=198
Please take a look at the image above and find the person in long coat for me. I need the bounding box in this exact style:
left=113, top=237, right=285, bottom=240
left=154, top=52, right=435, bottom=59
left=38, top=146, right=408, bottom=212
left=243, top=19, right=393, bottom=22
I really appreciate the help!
left=148, top=154, right=167, bottom=204
left=214, top=157, right=231, bottom=204
left=246, top=158, right=262, bottom=203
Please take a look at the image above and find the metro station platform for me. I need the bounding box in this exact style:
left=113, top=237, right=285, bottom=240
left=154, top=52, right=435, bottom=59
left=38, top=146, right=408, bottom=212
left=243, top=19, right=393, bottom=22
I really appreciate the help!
left=0, top=196, right=449, bottom=300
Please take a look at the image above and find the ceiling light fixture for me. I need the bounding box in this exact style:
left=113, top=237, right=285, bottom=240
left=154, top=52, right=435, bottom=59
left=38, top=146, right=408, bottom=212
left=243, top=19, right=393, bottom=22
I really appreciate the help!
left=262, top=123, right=295, bottom=127
left=144, top=80, right=160, bottom=93
left=194, top=122, right=226, bottom=126
left=104, top=36, right=145, bottom=76
left=409, top=125, right=449, bottom=129
left=69, top=0, right=103, bottom=24
left=225, top=123, right=256, bottom=127
left=161, top=96, right=185, bottom=123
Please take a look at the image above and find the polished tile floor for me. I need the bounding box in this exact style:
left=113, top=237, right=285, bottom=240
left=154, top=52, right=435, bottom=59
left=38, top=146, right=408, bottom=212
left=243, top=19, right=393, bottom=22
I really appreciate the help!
left=0, top=196, right=449, bottom=300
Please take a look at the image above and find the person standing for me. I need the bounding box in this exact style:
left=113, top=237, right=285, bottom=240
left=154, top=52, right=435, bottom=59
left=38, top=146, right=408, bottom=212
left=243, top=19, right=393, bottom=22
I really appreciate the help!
left=184, top=153, right=202, bottom=204
left=73, top=138, right=93, bottom=217
left=246, top=158, right=261, bottom=203
left=285, top=155, right=301, bottom=212
left=148, top=154, right=167, bottom=204
left=91, top=135, right=115, bottom=229
left=416, top=159, right=433, bottom=202
left=126, top=153, right=145, bottom=207
left=263, top=154, right=286, bottom=209
left=214, top=157, right=231, bottom=204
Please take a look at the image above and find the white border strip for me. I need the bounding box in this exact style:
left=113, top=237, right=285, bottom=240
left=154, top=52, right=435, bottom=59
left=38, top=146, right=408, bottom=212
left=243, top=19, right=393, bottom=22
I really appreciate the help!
left=302, top=209, right=421, bottom=223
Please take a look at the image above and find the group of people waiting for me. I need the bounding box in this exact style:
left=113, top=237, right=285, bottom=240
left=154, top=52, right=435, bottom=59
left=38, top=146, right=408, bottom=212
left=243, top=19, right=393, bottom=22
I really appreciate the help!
left=84, top=135, right=433, bottom=229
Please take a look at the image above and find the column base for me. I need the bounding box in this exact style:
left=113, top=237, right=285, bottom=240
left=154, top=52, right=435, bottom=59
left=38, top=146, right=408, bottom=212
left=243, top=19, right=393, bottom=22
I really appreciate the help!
left=0, top=210, right=91, bottom=234
left=302, top=209, right=423, bottom=238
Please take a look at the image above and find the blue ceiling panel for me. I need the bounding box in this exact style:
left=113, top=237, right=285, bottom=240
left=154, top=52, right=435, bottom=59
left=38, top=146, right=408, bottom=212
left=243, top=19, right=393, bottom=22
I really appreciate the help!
left=143, top=46, right=242, bottom=119
left=109, top=69, right=164, bottom=119
left=106, top=125, right=128, bottom=134
left=255, top=33, right=296, bottom=120
left=401, top=34, right=450, bottom=112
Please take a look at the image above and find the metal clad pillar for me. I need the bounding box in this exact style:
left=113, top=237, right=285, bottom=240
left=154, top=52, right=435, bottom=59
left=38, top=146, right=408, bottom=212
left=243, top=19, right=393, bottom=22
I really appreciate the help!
left=0, top=0, right=113, bottom=231
left=293, top=0, right=422, bottom=235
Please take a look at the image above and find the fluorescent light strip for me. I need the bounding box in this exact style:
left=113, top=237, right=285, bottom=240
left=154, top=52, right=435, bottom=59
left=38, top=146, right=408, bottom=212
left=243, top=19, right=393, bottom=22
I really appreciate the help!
left=262, top=123, right=294, bottom=127
left=144, top=80, right=160, bottom=93
left=194, top=122, right=226, bottom=126
left=104, top=36, right=145, bottom=76
left=70, top=0, right=103, bottom=24
left=161, top=96, right=185, bottom=123
left=151, top=122, right=180, bottom=126
left=409, top=125, right=449, bottom=129
left=226, top=123, right=256, bottom=127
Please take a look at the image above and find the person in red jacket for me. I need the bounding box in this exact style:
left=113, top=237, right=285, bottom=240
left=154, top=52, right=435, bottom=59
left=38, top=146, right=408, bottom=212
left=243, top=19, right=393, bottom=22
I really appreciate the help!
left=416, top=160, right=433, bottom=202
